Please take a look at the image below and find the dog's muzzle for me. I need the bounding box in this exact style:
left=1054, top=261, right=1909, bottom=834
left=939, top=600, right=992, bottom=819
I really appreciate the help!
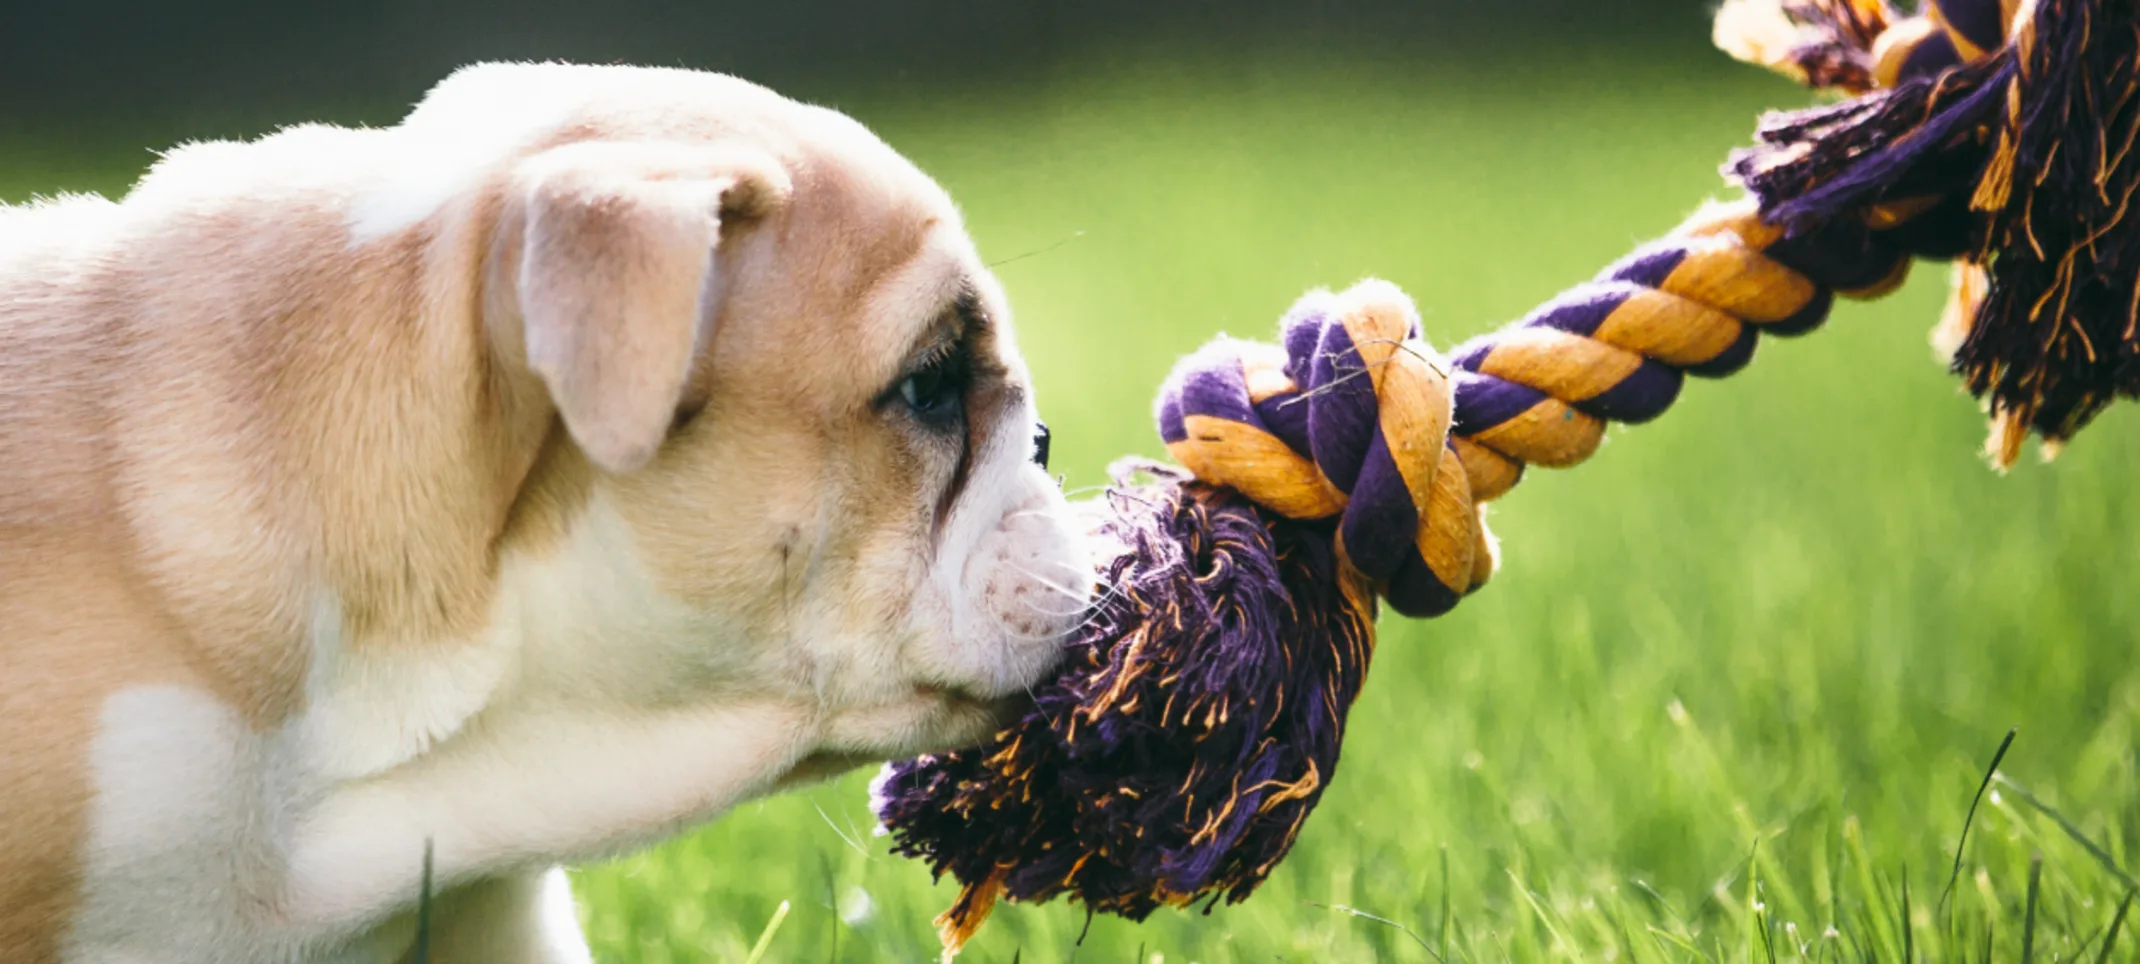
left=1032, top=422, right=1051, bottom=470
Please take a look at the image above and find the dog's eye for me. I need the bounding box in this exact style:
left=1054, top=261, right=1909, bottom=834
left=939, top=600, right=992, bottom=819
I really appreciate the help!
left=894, top=348, right=968, bottom=426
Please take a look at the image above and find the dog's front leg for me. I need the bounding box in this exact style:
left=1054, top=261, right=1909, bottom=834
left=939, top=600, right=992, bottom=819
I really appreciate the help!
left=285, top=700, right=815, bottom=948
left=394, top=868, right=593, bottom=964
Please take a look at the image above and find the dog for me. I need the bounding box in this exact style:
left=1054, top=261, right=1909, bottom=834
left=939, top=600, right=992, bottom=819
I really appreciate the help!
left=0, top=61, right=1093, bottom=963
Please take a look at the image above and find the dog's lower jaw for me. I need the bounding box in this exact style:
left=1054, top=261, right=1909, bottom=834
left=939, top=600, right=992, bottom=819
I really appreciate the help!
left=773, top=749, right=880, bottom=792
left=811, top=681, right=1036, bottom=764
left=927, top=688, right=1037, bottom=751
left=782, top=676, right=1037, bottom=784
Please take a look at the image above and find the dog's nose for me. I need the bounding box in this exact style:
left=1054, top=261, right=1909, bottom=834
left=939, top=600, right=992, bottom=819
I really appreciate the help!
left=1031, top=422, right=1051, bottom=470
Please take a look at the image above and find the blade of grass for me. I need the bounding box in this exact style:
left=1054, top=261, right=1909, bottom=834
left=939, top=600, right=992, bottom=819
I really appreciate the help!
left=819, top=852, right=838, bottom=964
left=1646, top=923, right=1706, bottom=958
left=1630, top=877, right=1700, bottom=952
left=743, top=899, right=790, bottom=964
left=2095, top=889, right=2134, bottom=964
left=1606, top=898, right=1648, bottom=964
left=1440, top=845, right=1452, bottom=964
left=1900, top=867, right=1912, bottom=964
left=1306, top=901, right=1445, bottom=962
left=1840, top=916, right=1865, bottom=964
left=2021, top=853, right=2042, bottom=964
left=1745, top=837, right=1761, bottom=964
left=1941, top=729, right=2017, bottom=917
left=1994, top=773, right=2140, bottom=892
left=1844, top=819, right=1902, bottom=959
left=1509, top=869, right=1576, bottom=956
left=2072, top=920, right=2108, bottom=962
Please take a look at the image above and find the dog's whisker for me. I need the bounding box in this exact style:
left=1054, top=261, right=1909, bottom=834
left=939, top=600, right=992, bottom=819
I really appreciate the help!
left=1019, top=576, right=1131, bottom=627
left=977, top=606, right=1078, bottom=645
left=1008, top=565, right=1096, bottom=606
left=1017, top=554, right=1097, bottom=577
left=1020, top=580, right=1091, bottom=607
left=1012, top=598, right=1098, bottom=619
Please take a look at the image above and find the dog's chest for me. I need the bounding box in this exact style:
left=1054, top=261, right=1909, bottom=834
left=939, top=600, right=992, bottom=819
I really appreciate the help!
left=58, top=681, right=815, bottom=963
left=55, top=500, right=819, bottom=963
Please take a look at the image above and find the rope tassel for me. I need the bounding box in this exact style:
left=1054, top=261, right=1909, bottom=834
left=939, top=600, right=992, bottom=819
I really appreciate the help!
left=1721, top=0, right=2140, bottom=465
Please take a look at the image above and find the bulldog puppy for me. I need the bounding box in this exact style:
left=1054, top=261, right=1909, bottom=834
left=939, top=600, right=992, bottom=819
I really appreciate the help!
left=0, top=61, right=1092, bottom=963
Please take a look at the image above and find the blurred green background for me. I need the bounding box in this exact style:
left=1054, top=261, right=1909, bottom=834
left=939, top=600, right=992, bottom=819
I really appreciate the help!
left=8, top=3, right=2139, bottom=961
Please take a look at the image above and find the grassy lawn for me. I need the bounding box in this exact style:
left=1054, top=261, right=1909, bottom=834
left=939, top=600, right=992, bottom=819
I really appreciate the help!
left=13, top=44, right=2138, bottom=962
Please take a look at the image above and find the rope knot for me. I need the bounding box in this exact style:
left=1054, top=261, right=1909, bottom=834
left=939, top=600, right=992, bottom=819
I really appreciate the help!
left=1157, top=279, right=1487, bottom=618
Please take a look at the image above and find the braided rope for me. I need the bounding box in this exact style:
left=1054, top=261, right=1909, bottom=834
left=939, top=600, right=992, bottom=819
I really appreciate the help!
left=1155, top=195, right=1951, bottom=620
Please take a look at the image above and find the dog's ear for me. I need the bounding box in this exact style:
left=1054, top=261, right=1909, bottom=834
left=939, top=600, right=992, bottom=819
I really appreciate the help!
left=513, top=142, right=789, bottom=473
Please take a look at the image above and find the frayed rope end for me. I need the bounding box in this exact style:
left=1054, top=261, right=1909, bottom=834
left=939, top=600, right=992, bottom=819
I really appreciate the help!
left=875, top=463, right=1375, bottom=955
left=1721, top=0, right=2140, bottom=462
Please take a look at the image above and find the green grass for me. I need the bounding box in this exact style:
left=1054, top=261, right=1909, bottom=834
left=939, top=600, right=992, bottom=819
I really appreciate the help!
left=15, top=45, right=2140, bottom=963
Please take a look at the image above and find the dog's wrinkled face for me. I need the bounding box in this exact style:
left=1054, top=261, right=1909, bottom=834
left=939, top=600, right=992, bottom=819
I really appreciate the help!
left=483, top=70, right=1091, bottom=763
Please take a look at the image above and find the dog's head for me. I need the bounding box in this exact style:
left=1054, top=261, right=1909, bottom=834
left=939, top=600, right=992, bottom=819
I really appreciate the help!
left=423, top=65, right=1090, bottom=761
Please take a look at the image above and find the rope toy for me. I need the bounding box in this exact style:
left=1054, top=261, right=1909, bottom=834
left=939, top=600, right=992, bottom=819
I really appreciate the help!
left=876, top=0, right=2137, bottom=955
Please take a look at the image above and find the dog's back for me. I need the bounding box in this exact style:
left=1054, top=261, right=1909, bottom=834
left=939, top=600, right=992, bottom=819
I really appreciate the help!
left=0, top=130, right=423, bottom=959
left=0, top=192, right=149, bottom=960
left=0, top=195, right=126, bottom=532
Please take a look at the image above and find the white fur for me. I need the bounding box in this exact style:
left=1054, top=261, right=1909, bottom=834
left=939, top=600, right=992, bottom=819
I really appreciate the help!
left=61, top=686, right=279, bottom=961
left=300, top=592, right=517, bottom=783
left=345, top=66, right=589, bottom=243
left=412, top=870, right=592, bottom=964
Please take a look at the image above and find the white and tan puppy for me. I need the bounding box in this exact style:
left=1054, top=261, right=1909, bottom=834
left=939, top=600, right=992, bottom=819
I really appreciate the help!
left=0, top=61, right=1092, bottom=963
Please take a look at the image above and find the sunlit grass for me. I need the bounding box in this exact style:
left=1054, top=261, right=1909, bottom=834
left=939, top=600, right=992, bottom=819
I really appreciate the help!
left=13, top=45, right=2136, bottom=963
